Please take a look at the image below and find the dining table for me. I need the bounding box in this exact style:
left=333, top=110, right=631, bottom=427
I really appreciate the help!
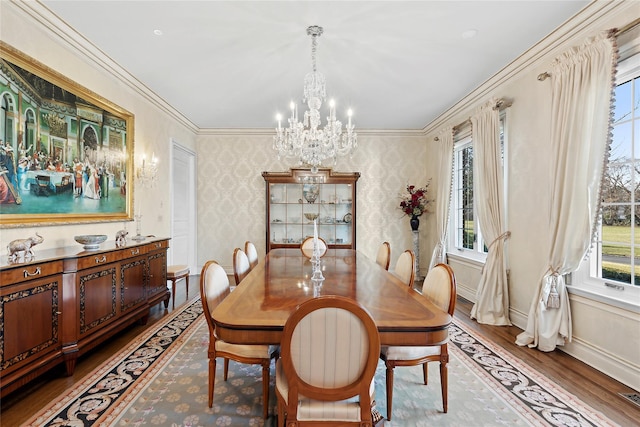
left=212, top=248, right=452, bottom=347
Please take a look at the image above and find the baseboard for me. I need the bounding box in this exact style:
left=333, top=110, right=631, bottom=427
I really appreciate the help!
left=562, top=336, right=640, bottom=391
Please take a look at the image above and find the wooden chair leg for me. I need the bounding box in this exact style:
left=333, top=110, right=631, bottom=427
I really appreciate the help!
left=441, top=346, right=449, bottom=413
left=262, top=361, right=270, bottom=419
left=209, top=357, right=216, bottom=408
left=385, top=364, right=394, bottom=421
left=441, top=360, right=448, bottom=413
left=277, top=393, right=285, bottom=427
left=223, top=358, right=230, bottom=381
left=422, top=361, right=429, bottom=385
left=185, top=274, right=189, bottom=299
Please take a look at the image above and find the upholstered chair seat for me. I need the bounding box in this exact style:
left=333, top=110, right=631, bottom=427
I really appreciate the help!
left=275, top=365, right=376, bottom=422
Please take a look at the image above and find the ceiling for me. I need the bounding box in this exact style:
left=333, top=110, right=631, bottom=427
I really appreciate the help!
left=40, top=1, right=590, bottom=131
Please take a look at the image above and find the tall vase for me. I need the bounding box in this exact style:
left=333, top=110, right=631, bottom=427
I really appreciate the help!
left=410, top=215, right=420, bottom=231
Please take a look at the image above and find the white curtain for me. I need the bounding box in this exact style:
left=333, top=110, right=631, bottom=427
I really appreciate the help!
left=429, top=126, right=454, bottom=270
left=516, top=31, right=617, bottom=351
left=469, top=99, right=511, bottom=326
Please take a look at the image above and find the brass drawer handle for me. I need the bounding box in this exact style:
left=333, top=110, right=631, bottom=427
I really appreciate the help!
left=130, top=248, right=140, bottom=255
left=154, top=243, right=162, bottom=249
left=23, top=267, right=41, bottom=278
left=95, top=255, right=107, bottom=263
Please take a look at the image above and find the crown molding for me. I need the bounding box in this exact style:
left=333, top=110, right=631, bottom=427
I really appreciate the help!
left=13, top=0, right=199, bottom=134
left=196, top=127, right=425, bottom=138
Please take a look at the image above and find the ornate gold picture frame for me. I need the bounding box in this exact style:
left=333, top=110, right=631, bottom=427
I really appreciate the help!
left=0, top=42, right=134, bottom=227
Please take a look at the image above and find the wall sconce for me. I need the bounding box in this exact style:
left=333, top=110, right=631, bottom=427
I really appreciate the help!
left=136, top=152, right=158, bottom=187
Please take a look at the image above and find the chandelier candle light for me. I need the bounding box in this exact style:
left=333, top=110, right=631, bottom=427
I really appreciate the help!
left=273, top=25, right=357, bottom=174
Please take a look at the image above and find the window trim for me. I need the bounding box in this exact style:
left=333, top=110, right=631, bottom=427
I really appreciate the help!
left=449, top=131, right=487, bottom=263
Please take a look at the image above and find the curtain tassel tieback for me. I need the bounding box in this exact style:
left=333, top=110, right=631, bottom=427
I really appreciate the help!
left=546, top=267, right=561, bottom=309
left=488, top=231, right=511, bottom=250
left=481, top=231, right=511, bottom=274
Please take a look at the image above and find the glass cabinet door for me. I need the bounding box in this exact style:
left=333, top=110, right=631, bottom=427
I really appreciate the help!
left=264, top=169, right=359, bottom=252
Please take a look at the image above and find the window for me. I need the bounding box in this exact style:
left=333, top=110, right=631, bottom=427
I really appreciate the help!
left=449, top=113, right=507, bottom=262
left=573, top=26, right=640, bottom=311
left=595, top=72, right=640, bottom=287
left=453, top=133, right=478, bottom=253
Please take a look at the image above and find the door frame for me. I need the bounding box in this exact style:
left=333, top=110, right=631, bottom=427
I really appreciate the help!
left=170, top=138, right=197, bottom=272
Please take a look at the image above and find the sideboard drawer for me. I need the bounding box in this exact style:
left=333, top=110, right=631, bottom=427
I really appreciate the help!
left=0, top=261, right=63, bottom=286
left=145, top=240, right=168, bottom=251
left=123, top=245, right=148, bottom=257
left=76, top=252, right=121, bottom=270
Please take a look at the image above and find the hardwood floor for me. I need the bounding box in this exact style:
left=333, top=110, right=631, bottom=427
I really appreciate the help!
left=1, top=277, right=638, bottom=426
left=454, top=298, right=640, bottom=426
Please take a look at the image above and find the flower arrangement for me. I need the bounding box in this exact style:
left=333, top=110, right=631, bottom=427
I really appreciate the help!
left=399, top=180, right=432, bottom=217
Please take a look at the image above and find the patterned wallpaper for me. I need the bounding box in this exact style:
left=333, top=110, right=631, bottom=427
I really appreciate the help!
left=196, top=132, right=432, bottom=276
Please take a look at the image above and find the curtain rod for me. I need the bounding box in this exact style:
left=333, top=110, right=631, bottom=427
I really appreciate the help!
left=537, top=18, right=640, bottom=82
left=434, top=98, right=512, bottom=141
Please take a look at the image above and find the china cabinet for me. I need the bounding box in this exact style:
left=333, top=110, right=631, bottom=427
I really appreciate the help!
left=263, top=168, right=359, bottom=252
left=0, top=238, right=170, bottom=397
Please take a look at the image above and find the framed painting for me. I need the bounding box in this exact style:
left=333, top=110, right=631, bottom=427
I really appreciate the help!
left=0, top=41, right=134, bottom=228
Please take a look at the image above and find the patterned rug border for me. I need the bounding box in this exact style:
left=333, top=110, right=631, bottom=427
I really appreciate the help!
left=22, top=298, right=204, bottom=427
left=448, top=321, right=619, bottom=427
left=22, top=299, right=620, bottom=427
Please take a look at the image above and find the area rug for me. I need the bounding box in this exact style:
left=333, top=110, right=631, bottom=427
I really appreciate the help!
left=23, top=298, right=619, bottom=427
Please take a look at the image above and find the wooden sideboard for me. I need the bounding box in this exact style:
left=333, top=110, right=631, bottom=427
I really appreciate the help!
left=0, top=237, right=171, bottom=397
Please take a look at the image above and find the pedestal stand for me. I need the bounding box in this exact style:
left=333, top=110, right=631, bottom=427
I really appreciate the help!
left=412, top=229, right=424, bottom=283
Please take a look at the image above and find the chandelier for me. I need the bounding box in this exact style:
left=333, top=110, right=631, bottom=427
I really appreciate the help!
left=273, top=25, right=357, bottom=174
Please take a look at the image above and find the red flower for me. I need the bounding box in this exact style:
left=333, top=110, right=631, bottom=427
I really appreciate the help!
left=399, top=181, right=432, bottom=217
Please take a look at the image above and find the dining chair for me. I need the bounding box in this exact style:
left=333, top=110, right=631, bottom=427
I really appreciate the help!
left=300, top=236, right=327, bottom=258
left=393, top=249, right=415, bottom=288
left=275, top=295, right=381, bottom=426
left=380, top=263, right=457, bottom=420
left=245, top=240, right=259, bottom=270
left=200, top=260, right=278, bottom=418
left=233, top=248, right=251, bottom=285
left=375, top=241, right=391, bottom=270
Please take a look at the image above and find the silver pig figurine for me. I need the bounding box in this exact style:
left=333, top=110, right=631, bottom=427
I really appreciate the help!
left=7, top=232, right=44, bottom=261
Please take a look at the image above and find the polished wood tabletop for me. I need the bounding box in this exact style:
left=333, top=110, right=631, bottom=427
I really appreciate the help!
left=211, top=248, right=452, bottom=346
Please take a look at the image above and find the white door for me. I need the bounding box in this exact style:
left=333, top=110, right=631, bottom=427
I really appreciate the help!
left=171, top=140, right=196, bottom=271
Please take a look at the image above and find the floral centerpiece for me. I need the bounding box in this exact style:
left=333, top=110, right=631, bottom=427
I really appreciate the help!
left=399, top=181, right=432, bottom=230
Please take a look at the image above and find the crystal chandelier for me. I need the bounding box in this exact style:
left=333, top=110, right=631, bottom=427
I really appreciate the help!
left=273, top=25, right=357, bottom=174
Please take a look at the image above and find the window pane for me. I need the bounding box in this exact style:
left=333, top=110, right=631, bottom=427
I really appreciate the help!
left=602, top=205, right=630, bottom=227
left=614, top=79, right=631, bottom=123
left=610, top=121, right=632, bottom=161
left=601, top=243, right=633, bottom=285
left=602, top=161, right=633, bottom=204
